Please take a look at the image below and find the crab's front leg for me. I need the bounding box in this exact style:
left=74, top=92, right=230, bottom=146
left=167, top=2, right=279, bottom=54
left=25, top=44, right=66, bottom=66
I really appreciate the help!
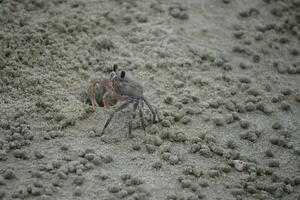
left=87, top=83, right=97, bottom=110
left=128, top=102, right=138, bottom=138
left=102, top=91, right=110, bottom=108
left=101, top=79, right=122, bottom=108
left=138, top=102, right=146, bottom=133
left=143, top=97, right=158, bottom=123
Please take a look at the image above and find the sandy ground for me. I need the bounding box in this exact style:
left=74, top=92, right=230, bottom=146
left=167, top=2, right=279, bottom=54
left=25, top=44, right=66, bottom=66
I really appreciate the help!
left=0, top=0, right=300, bottom=199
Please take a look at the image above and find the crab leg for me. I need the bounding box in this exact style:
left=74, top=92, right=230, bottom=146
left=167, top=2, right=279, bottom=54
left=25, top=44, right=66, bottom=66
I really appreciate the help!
left=128, top=102, right=138, bottom=137
left=102, top=91, right=113, bottom=108
left=88, top=84, right=97, bottom=110
left=143, top=97, right=157, bottom=123
left=102, top=98, right=132, bottom=133
left=138, top=103, right=146, bottom=132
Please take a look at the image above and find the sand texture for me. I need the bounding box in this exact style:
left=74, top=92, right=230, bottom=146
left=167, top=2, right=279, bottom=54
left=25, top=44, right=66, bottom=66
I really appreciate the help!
left=0, top=0, right=300, bottom=199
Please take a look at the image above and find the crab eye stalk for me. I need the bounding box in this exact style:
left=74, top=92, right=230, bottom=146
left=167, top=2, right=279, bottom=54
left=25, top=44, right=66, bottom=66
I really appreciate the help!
left=113, top=64, right=118, bottom=72
left=121, top=71, right=126, bottom=79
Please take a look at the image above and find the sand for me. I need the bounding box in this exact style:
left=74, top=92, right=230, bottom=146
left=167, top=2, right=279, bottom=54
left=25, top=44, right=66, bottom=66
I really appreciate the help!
left=0, top=0, right=300, bottom=199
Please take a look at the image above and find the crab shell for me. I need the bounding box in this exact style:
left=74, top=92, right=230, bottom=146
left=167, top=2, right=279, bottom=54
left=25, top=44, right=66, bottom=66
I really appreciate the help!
left=111, top=71, right=144, bottom=100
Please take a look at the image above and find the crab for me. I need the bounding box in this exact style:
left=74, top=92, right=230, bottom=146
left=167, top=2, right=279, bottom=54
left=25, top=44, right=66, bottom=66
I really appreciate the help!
left=101, top=64, right=157, bottom=137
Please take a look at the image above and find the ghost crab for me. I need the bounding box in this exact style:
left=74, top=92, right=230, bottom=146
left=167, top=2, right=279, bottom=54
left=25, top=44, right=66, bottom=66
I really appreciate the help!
left=89, top=64, right=158, bottom=137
